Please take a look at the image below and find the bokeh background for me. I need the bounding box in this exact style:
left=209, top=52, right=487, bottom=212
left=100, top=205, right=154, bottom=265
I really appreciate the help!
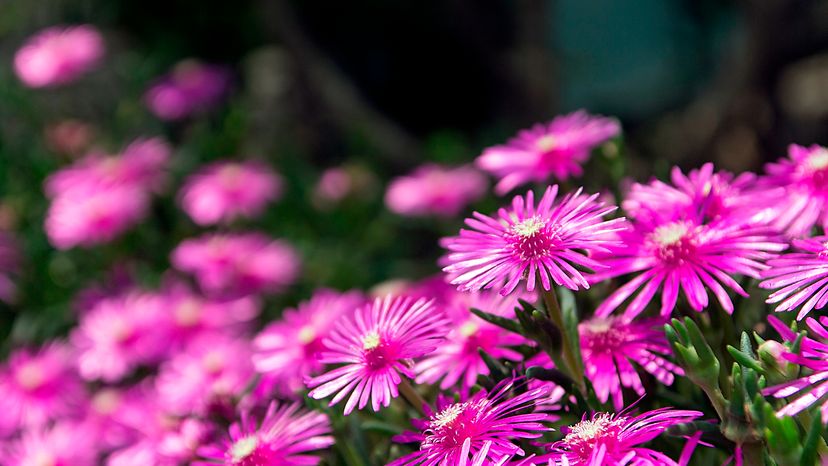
left=2, top=0, right=828, bottom=347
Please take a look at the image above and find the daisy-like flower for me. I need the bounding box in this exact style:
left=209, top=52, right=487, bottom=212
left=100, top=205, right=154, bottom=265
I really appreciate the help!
left=385, top=164, right=487, bottom=217
left=179, top=160, right=283, bottom=226
left=442, top=185, right=625, bottom=296
left=0, top=342, right=86, bottom=435
left=759, top=235, right=828, bottom=320
left=579, top=316, right=682, bottom=410
left=195, top=402, right=334, bottom=466
left=540, top=407, right=702, bottom=465
left=764, top=143, right=828, bottom=236
left=476, top=110, right=620, bottom=195
left=144, top=59, right=231, bottom=121
left=14, top=25, right=104, bottom=88
left=1, top=421, right=97, bottom=466
left=306, top=295, right=448, bottom=415
left=593, top=214, right=786, bottom=318
left=390, top=379, right=553, bottom=465
left=171, top=233, right=300, bottom=299
left=253, top=289, right=364, bottom=396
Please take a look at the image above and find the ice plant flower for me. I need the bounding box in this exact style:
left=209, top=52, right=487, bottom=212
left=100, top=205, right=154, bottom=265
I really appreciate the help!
left=171, top=232, right=300, bottom=299
left=442, top=185, right=625, bottom=296
left=253, top=289, right=364, bottom=396
left=540, top=407, right=702, bottom=465
left=390, top=379, right=553, bottom=465
left=0, top=343, right=86, bottom=435
left=195, top=402, right=334, bottom=466
left=307, top=295, right=448, bottom=414
left=14, top=25, right=104, bottom=88
left=579, top=316, right=682, bottom=410
left=145, top=59, right=231, bottom=120
left=760, top=235, right=828, bottom=320
left=764, top=144, right=828, bottom=236
left=476, top=110, right=620, bottom=195
left=179, top=160, right=283, bottom=225
left=385, top=164, right=487, bottom=217
left=1, top=422, right=97, bottom=466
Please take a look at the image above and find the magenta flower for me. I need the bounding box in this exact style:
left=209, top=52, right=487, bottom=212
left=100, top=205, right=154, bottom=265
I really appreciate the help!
left=764, top=144, right=828, bottom=236
left=14, top=25, right=104, bottom=88
left=0, top=342, right=86, bottom=435
left=442, top=185, right=625, bottom=296
left=145, top=59, right=231, bottom=121
left=307, top=295, right=448, bottom=414
left=179, top=160, right=283, bottom=225
left=390, top=379, right=553, bottom=465
left=1, top=422, right=98, bottom=466
left=760, top=235, right=828, bottom=320
left=385, top=164, right=487, bottom=217
left=171, top=232, right=300, bottom=299
left=195, top=402, right=334, bottom=466
left=579, top=316, right=682, bottom=410
left=540, top=407, right=702, bottom=465
left=253, top=289, right=364, bottom=396
left=476, top=111, right=620, bottom=195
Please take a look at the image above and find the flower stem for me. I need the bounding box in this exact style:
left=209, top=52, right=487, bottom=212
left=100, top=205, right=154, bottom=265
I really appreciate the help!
left=398, top=378, right=426, bottom=415
left=541, top=288, right=586, bottom=392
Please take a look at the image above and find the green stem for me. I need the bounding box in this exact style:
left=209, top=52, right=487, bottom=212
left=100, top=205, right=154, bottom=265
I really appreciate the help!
left=541, top=288, right=585, bottom=392
left=739, top=441, right=765, bottom=466
left=398, top=378, right=426, bottom=415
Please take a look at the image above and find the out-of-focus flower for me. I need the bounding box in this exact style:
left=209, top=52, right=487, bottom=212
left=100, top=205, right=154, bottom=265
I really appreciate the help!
left=156, top=335, right=253, bottom=416
left=476, top=111, right=620, bottom=195
left=1, top=422, right=98, bottom=466
left=71, top=292, right=166, bottom=381
left=442, top=185, right=624, bottom=296
left=0, top=231, right=20, bottom=304
left=253, top=289, right=364, bottom=396
left=579, top=317, right=682, bottom=410
left=0, top=343, right=86, bottom=435
left=538, top=407, right=702, bottom=465
left=763, top=144, right=828, bottom=236
left=385, top=164, right=487, bottom=217
left=45, top=119, right=97, bottom=156
left=195, top=402, right=334, bottom=466
left=171, top=233, right=300, bottom=299
left=390, top=379, right=553, bottom=465
left=315, top=167, right=353, bottom=204
left=144, top=60, right=231, bottom=121
left=760, top=235, right=828, bottom=320
left=14, top=25, right=104, bottom=88
left=307, top=295, right=448, bottom=415
left=179, top=160, right=282, bottom=225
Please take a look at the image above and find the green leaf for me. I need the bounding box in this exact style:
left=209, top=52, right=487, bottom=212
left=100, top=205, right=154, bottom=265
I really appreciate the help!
left=471, top=308, right=522, bottom=335
left=801, top=413, right=823, bottom=466
left=727, top=345, right=763, bottom=372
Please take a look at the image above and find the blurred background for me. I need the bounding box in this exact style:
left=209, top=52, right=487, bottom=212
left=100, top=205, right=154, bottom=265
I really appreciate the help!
left=1, top=0, right=828, bottom=345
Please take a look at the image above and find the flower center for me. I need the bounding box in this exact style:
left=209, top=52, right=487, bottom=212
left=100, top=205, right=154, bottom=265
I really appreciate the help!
left=15, top=362, right=46, bottom=391
left=808, top=150, right=828, bottom=170
left=362, top=331, right=395, bottom=370
left=220, top=164, right=243, bottom=188
left=424, top=400, right=488, bottom=449
left=507, top=217, right=558, bottom=261
left=536, top=134, right=557, bottom=153
left=31, top=451, right=57, bottom=466
left=92, top=389, right=122, bottom=415
left=230, top=436, right=259, bottom=463
left=459, top=321, right=478, bottom=338
left=650, top=222, right=696, bottom=266
left=561, top=414, right=626, bottom=459
left=298, top=326, right=317, bottom=345
left=174, top=299, right=203, bottom=327
left=580, top=318, right=625, bottom=353
left=202, top=351, right=226, bottom=374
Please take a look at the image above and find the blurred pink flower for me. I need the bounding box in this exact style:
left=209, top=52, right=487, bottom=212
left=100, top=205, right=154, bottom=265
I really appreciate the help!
left=315, top=167, right=353, bottom=203
left=476, top=111, right=620, bottom=195
left=0, top=342, right=86, bottom=435
left=171, top=233, right=300, bottom=299
left=764, top=144, right=828, bottom=236
left=385, top=164, right=487, bottom=217
left=307, top=295, right=448, bottom=415
left=760, top=235, right=828, bottom=320
left=1, top=422, right=98, bottom=466
left=179, top=160, right=283, bottom=225
left=145, top=60, right=231, bottom=120
left=14, top=25, right=104, bottom=88
left=253, top=289, right=364, bottom=396
left=45, top=119, right=97, bottom=156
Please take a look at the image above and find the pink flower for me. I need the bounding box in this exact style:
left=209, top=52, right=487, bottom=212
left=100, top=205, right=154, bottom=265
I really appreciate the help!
left=579, top=317, right=682, bottom=410
left=171, top=233, right=300, bottom=299
left=385, top=164, right=487, bottom=217
left=14, top=25, right=104, bottom=88
left=760, top=235, right=828, bottom=320
left=0, top=343, right=86, bottom=435
left=156, top=335, right=253, bottom=416
left=307, top=295, right=448, bottom=415
left=179, top=160, right=283, bottom=225
left=144, top=60, right=231, bottom=120
left=253, top=289, right=364, bottom=396
left=763, top=144, right=828, bottom=236
left=539, top=407, right=702, bottom=465
left=390, top=379, right=553, bottom=465
left=442, top=185, right=625, bottom=296
left=195, top=402, right=334, bottom=466
left=1, top=422, right=98, bottom=466
left=315, top=167, right=353, bottom=204
left=476, top=111, right=620, bottom=195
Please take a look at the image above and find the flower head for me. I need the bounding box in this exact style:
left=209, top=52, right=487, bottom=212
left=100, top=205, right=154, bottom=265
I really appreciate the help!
left=442, top=185, right=624, bottom=296
left=307, top=295, right=448, bottom=414
left=385, top=164, right=487, bottom=217
left=476, top=111, right=620, bottom=194
left=145, top=59, right=231, bottom=120
left=760, top=235, right=828, bottom=320
left=390, top=379, right=553, bottom=465
left=14, top=25, right=104, bottom=87
left=195, top=402, right=334, bottom=466
left=763, top=144, right=828, bottom=236
left=1, top=422, right=98, bottom=466
left=179, top=160, right=283, bottom=225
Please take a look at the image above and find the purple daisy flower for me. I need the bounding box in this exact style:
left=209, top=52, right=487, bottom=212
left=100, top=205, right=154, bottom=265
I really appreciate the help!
left=441, top=185, right=625, bottom=296
left=759, top=235, right=828, bottom=320
left=390, top=379, right=553, bottom=465
left=476, top=111, right=620, bottom=195
left=763, top=143, right=828, bottom=236
left=307, top=295, right=448, bottom=414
